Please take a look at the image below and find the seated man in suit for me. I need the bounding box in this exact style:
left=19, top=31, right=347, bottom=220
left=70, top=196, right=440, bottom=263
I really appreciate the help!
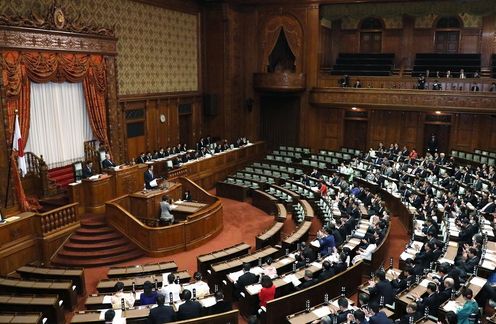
left=101, top=153, right=116, bottom=169
left=177, top=289, right=202, bottom=320
left=144, top=164, right=158, bottom=190
left=136, top=152, right=147, bottom=164
left=395, top=302, right=421, bottom=324
left=366, top=302, right=393, bottom=324
left=368, top=270, right=394, bottom=306
left=413, top=282, right=440, bottom=317
left=82, top=161, right=93, bottom=179
left=296, top=270, right=316, bottom=290
left=234, top=263, right=259, bottom=299
left=318, top=260, right=335, bottom=282
left=147, top=293, right=176, bottom=324
left=202, top=291, right=232, bottom=316
left=183, top=190, right=192, bottom=201
left=334, top=297, right=353, bottom=323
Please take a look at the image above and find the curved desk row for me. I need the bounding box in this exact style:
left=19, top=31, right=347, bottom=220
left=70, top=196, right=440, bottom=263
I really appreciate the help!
left=106, top=177, right=223, bottom=257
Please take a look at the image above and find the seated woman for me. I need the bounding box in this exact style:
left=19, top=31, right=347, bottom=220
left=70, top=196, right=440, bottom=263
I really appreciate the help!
left=456, top=288, right=479, bottom=324
left=110, top=281, right=135, bottom=309
left=140, top=280, right=158, bottom=305
left=259, top=275, right=276, bottom=310
left=159, top=196, right=174, bottom=225
left=352, top=236, right=377, bottom=264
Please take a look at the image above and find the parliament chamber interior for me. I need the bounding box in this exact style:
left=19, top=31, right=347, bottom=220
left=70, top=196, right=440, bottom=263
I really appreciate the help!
left=1, top=0, right=496, bottom=323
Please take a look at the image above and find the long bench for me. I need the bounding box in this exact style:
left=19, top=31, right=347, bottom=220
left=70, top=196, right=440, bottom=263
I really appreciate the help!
left=282, top=221, right=312, bottom=251
left=16, top=265, right=86, bottom=295
left=71, top=309, right=239, bottom=324
left=96, top=270, right=191, bottom=293
left=107, top=261, right=178, bottom=279
left=197, top=242, right=251, bottom=277
left=0, top=312, right=44, bottom=324
left=256, top=222, right=284, bottom=250
left=0, top=277, right=77, bottom=310
left=215, top=181, right=249, bottom=201
left=0, top=295, right=64, bottom=324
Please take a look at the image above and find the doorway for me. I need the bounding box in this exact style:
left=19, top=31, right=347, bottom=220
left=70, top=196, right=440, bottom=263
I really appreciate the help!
left=179, top=114, right=192, bottom=147
left=434, top=31, right=459, bottom=53
left=423, top=123, right=451, bottom=155
left=360, top=32, right=382, bottom=53
left=344, top=119, right=368, bottom=152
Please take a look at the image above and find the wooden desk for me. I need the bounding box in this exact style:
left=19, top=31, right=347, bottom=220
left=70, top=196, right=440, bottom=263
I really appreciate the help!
left=96, top=270, right=191, bottom=293
left=107, top=261, right=178, bottom=278
left=256, top=222, right=284, bottom=249
left=282, top=221, right=312, bottom=250
left=197, top=243, right=251, bottom=276
left=105, top=164, right=146, bottom=197
left=129, top=183, right=182, bottom=221
left=17, top=265, right=85, bottom=295
left=286, top=298, right=354, bottom=324
left=0, top=312, right=43, bottom=324
left=0, top=295, right=64, bottom=324
left=216, top=181, right=249, bottom=201
left=0, top=277, right=77, bottom=310
left=251, top=190, right=278, bottom=214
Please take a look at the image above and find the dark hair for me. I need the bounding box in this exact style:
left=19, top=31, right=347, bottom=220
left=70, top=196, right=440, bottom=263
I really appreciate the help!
left=368, top=236, right=376, bottom=245
left=194, top=272, right=202, bottom=281
left=427, top=282, right=437, bottom=292
left=162, top=195, right=169, bottom=202
left=323, top=260, right=331, bottom=270
left=261, top=275, right=273, bottom=288
left=266, top=257, right=273, bottom=265
left=354, top=309, right=365, bottom=322
left=243, top=263, right=251, bottom=272
left=182, top=289, right=192, bottom=301
left=444, top=311, right=457, bottom=324
left=167, top=273, right=175, bottom=284
left=337, top=297, right=348, bottom=309
left=114, top=281, right=124, bottom=292
left=156, top=293, right=165, bottom=306
left=247, top=315, right=259, bottom=324
left=375, top=270, right=385, bottom=281
left=215, top=291, right=224, bottom=300
left=104, top=309, right=115, bottom=321
left=462, top=287, right=473, bottom=299
left=369, top=302, right=380, bottom=313
left=438, top=264, right=449, bottom=274
left=143, top=280, right=153, bottom=296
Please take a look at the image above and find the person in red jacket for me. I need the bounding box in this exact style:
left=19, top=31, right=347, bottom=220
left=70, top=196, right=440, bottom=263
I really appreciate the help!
left=258, top=275, right=276, bottom=308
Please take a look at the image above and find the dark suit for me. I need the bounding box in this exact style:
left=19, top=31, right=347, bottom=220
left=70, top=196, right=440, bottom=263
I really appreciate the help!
left=147, top=304, right=176, bottom=324
left=297, top=278, right=316, bottom=290
left=203, top=300, right=232, bottom=315
left=318, top=268, right=335, bottom=282
left=369, top=311, right=392, bottom=324
left=82, top=165, right=93, bottom=179
left=417, top=292, right=440, bottom=316
left=337, top=309, right=353, bottom=323
left=144, top=170, right=156, bottom=189
left=369, top=279, right=394, bottom=306
left=102, top=159, right=115, bottom=169
left=234, top=272, right=258, bottom=298
left=177, top=300, right=202, bottom=320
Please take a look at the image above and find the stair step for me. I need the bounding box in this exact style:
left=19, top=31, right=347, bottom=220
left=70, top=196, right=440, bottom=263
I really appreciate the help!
left=57, top=244, right=138, bottom=259
left=79, top=221, right=108, bottom=228
left=75, top=226, right=115, bottom=236
left=64, top=238, right=129, bottom=251
left=70, top=232, right=123, bottom=243
left=52, top=249, right=144, bottom=267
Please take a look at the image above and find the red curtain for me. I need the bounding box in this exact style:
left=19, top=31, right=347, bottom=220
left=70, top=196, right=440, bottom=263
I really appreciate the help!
left=2, top=51, right=111, bottom=211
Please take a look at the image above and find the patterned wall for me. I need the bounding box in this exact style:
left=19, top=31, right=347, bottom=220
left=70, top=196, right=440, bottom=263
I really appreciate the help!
left=0, top=0, right=198, bottom=95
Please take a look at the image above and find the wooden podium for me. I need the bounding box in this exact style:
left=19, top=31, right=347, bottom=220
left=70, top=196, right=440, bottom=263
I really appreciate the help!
left=81, top=175, right=112, bottom=214
left=104, top=164, right=146, bottom=197
left=129, top=182, right=182, bottom=221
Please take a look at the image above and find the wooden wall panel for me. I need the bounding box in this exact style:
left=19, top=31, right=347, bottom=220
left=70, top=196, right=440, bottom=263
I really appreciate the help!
left=460, top=29, right=481, bottom=53
left=313, top=107, right=344, bottom=150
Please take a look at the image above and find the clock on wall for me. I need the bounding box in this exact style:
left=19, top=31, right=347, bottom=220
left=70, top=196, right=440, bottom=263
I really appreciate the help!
left=160, top=114, right=166, bottom=123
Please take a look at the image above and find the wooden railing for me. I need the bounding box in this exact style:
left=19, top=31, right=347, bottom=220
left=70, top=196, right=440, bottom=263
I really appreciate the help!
left=106, top=179, right=224, bottom=256
left=22, top=152, right=55, bottom=197
left=35, top=203, right=80, bottom=236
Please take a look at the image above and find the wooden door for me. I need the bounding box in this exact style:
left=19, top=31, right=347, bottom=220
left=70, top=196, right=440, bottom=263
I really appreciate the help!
left=179, top=114, right=192, bottom=147
left=360, top=32, right=382, bottom=53
left=423, top=124, right=451, bottom=155
left=344, top=120, right=368, bottom=152
left=434, top=31, right=459, bottom=53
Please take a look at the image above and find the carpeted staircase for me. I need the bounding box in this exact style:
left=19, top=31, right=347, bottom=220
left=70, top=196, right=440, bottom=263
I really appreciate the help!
left=47, top=165, right=75, bottom=190
left=51, top=215, right=144, bottom=267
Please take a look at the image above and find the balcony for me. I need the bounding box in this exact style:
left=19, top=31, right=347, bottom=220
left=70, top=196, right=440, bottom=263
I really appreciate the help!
left=253, top=72, right=306, bottom=92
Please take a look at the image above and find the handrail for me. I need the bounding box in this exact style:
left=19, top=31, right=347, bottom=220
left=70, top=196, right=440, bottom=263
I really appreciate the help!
left=35, top=202, right=80, bottom=236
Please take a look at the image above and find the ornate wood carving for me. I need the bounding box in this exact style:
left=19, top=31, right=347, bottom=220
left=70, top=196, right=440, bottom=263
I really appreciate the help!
left=259, top=14, right=304, bottom=73
left=254, top=72, right=306, bottom=92
left=310, top=88, right=496, bottom=113
left=0, top=1, right=114, bottom=37
left=0, top=26, right=117, bottom=55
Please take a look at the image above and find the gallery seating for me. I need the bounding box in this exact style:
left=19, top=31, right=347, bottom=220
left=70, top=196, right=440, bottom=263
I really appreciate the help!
left=330, top=53, right=395, bottom=76
left=412, top=53, right=481, bottom=77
